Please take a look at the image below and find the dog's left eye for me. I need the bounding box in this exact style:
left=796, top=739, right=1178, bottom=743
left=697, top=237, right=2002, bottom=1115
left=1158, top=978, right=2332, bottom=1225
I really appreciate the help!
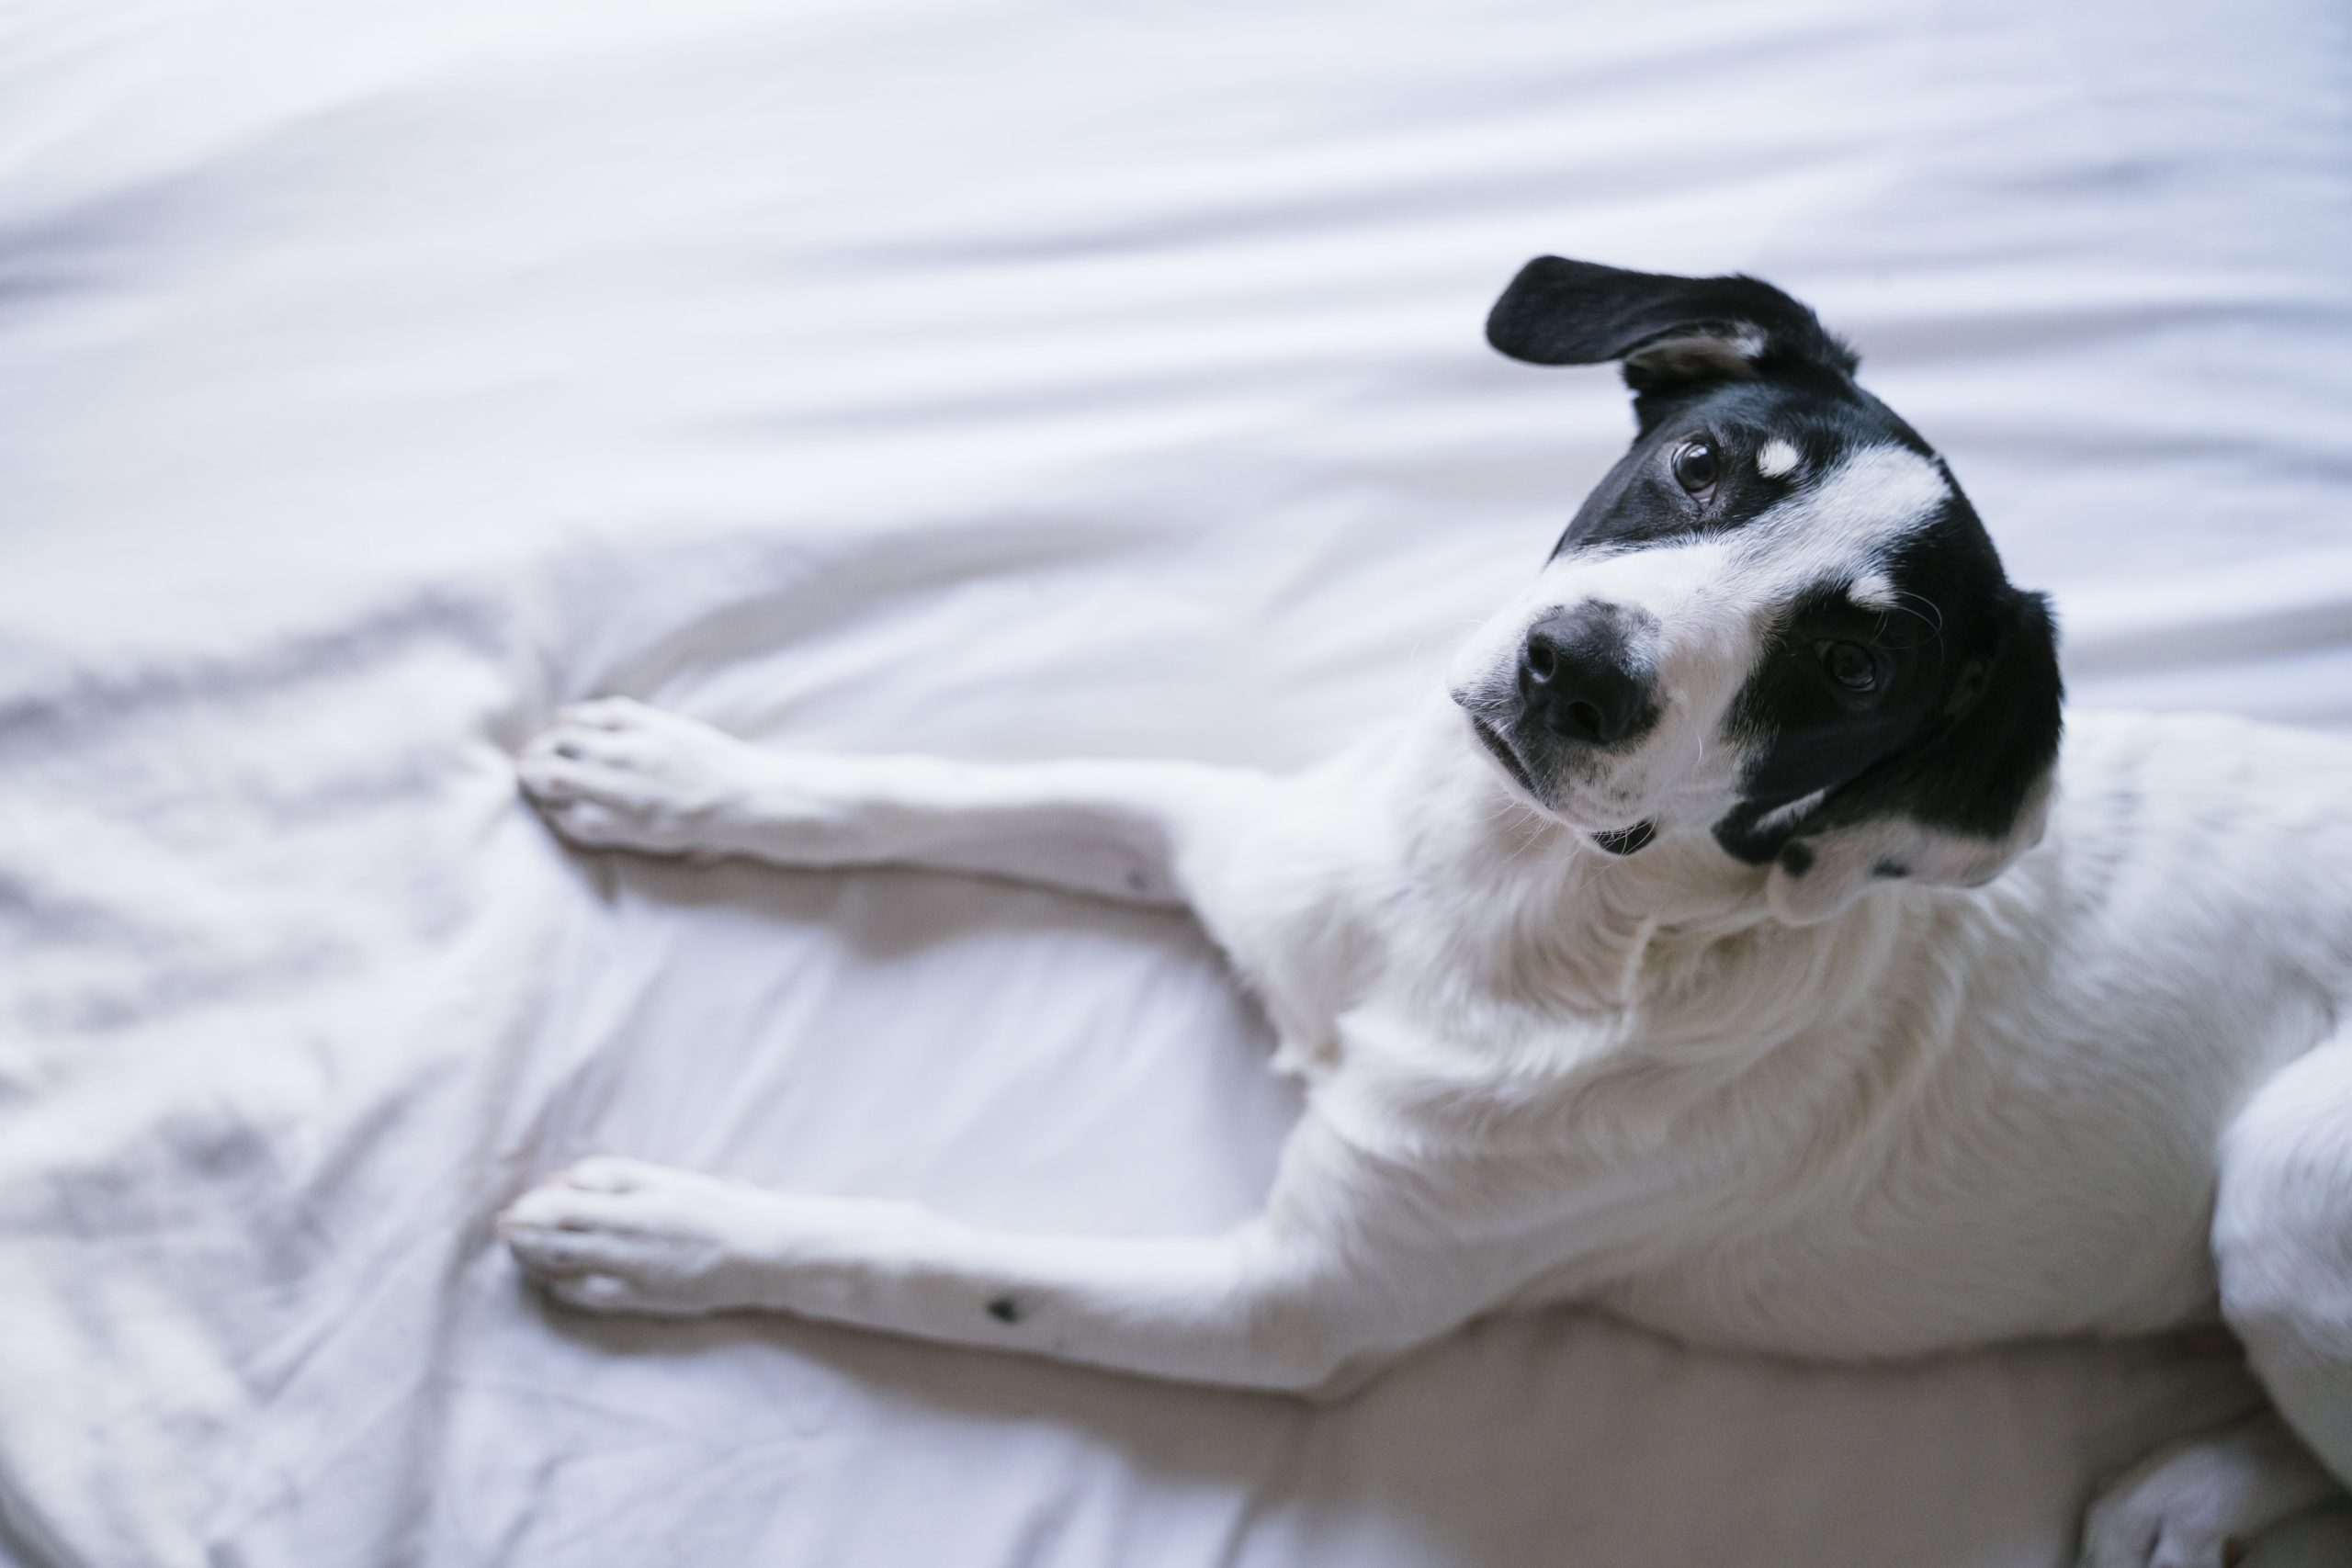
left=1818, top=640, right=1883, bottom=693
left=1671, top=438, right=1721, bottom=498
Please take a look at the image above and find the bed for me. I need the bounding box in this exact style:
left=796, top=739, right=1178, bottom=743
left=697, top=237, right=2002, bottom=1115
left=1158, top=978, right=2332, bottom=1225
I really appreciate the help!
left=6, top=0, right=2351, bottom=1562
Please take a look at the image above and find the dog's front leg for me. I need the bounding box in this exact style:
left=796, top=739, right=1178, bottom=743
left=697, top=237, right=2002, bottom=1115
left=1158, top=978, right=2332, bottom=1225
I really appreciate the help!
left=516, top=697, right=1270, bottom=907
left=499, top=1143, right=1418, bottom=1394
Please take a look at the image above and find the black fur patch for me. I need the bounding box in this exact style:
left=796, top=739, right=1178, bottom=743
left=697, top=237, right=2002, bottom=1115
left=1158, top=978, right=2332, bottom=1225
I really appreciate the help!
left=986, top=1296, right=1022, bottom=1324
left=1718, top=581, right=2060, bottom=861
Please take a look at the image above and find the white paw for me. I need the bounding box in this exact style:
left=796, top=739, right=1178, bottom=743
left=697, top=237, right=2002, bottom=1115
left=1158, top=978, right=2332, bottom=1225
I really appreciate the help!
left=2080, top=1438, right=2262, bottom=1568
left=516, top=697, right=762, bottom=858
left=500, top=1156, right=775, bottom=1316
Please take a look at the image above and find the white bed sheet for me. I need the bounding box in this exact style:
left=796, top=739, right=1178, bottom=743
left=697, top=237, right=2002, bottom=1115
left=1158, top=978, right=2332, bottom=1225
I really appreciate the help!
left=5, top=1, right=2351, bottom=1563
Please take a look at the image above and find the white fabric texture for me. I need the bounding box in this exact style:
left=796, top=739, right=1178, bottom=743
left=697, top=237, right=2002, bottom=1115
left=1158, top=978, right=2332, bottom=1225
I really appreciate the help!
left=5, top=1, right=2351, bottom=1563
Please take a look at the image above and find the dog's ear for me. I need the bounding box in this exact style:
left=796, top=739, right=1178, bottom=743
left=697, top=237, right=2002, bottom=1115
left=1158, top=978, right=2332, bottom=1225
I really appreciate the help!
left=1766, top=591, right=2064, bottom=926
left=1487, top=257, right=1859, bottom=398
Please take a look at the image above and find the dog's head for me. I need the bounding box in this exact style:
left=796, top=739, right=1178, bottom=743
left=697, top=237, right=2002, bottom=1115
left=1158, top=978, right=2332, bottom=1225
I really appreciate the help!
left=1452, top=258, right=2062, bottom=924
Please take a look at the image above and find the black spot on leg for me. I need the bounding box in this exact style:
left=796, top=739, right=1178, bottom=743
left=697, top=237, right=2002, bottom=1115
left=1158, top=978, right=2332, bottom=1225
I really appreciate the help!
left=1778, top=841, right=1815, bottom=876
left=1872, top=859, right=1909, bottom=879
left=986, top=1296, right=1022, bottom=1325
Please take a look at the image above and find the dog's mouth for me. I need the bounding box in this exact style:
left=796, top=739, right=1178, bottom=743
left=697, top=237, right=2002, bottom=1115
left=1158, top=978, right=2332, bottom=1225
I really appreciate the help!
left=1589, top=820, right=1656, bottom=856
left=1467, top=716, right=1657, bottom=855
left=1468, top=716, right=1542, bottom=800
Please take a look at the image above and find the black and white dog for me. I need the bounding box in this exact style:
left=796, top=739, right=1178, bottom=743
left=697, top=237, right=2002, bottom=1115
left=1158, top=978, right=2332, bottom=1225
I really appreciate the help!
left=505, top=259, right=2352, bottom=1566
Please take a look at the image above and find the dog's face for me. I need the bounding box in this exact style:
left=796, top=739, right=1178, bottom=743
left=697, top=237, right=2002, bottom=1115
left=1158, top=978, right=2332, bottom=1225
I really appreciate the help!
left=1451, top=259, right=2063, bottom=923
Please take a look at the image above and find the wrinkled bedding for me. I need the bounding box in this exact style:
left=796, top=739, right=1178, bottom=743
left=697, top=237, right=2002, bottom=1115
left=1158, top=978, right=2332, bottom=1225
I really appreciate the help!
left=5, top=0, right=2352, bottom=1562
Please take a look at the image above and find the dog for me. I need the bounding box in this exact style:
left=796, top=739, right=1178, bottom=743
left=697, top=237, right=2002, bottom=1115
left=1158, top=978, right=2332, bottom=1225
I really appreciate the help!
left=503, top=258, right=2352, bottom=1566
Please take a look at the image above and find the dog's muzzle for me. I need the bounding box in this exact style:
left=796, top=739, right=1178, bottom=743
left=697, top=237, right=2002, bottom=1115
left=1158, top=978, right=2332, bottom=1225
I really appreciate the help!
left=1456, top=603, right=1664, bottom=854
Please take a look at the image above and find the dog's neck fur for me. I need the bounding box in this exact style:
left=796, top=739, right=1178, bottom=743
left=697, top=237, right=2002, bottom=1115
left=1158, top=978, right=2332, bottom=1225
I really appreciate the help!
left=1272, top=697, right=1919, bottom=1162
left=1353, top=696, right=1895, bottom=1057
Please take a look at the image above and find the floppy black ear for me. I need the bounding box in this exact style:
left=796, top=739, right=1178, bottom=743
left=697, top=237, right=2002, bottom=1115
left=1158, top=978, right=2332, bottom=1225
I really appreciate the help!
left=1487, top=257, right=1859, bottom=395
left=1767, top=590, right=2064, bottom=924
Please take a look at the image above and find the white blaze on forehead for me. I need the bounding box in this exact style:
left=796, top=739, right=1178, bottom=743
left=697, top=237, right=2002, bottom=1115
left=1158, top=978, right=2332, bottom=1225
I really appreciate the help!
left=1755, top=438, right=1800, bottom=479
left=1733, top=443, right=1950, bottom=596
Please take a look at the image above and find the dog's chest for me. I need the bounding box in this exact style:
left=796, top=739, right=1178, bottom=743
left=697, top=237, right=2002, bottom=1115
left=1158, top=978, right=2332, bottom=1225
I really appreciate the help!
left=1571, top=1079, right=2232, bottom=1358
left=1416, top=1012, right=2241, bottom=1359
left=1304, top=898, right=2301, bottom=1362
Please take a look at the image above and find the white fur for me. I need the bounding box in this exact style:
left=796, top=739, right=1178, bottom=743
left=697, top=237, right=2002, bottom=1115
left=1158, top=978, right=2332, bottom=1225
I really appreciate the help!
left=2079, top=1413, right=2335, bottom=1568
left=1733, top=441, right=1949, bottom=592
left=1751, top=785, right=1828, bottom=833
left=1845, top=568, right=1896, bottom=608
left=1757, top=436, right=1801, bottom=478
left=509, top=672, right=2352, bottom=1564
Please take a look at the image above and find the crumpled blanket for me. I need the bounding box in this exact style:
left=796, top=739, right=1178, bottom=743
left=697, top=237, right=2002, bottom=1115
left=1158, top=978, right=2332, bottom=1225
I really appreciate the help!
left=5, top=0, right=2351, bottom=1562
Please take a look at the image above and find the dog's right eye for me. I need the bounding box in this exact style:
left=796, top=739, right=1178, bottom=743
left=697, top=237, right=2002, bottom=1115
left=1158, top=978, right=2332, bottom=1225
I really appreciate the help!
left=1671, top=438, right=1721, bottom=499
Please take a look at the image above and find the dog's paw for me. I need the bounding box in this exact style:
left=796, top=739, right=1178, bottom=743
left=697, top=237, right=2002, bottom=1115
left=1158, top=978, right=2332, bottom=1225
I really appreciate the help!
left=517, top=698, right=762, bottom=858
left=2077, top=1517, right=2245, bottom=1568
left=500, top=1156, right=775, bottom=1316
left=2077, top=1418, right=2328, bottom=1568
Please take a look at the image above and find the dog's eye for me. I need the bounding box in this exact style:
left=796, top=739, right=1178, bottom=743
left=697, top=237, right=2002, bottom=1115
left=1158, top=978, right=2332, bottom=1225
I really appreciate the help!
left=1818, top=640, right=1883, bottom=693
left=1671, top=438, right=1721, bottom=498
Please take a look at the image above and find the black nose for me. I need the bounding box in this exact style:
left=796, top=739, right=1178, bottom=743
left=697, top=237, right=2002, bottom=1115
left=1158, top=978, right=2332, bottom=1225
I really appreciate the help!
left=1519, top=607, right=1652, bottom=746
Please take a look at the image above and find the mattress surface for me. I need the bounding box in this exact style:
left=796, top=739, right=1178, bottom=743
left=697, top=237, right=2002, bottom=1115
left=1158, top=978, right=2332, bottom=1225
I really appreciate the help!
left=6, top=1, right=2352, bottom=1562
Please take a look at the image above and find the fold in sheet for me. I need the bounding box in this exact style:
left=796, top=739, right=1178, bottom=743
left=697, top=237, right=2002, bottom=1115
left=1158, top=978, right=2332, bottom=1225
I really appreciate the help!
left=4, top=0, right=2350, bottom=1562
